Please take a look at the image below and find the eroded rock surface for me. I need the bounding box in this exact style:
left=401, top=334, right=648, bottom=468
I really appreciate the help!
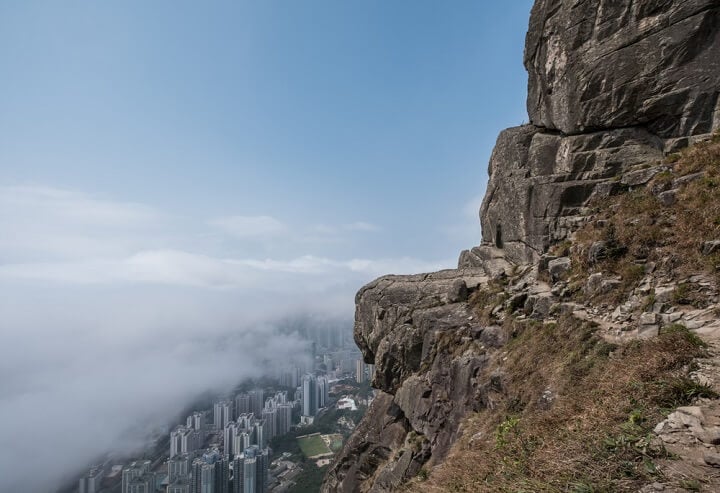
left=323, top=269, right=492, bottom=492
left=323, top=1, right=720, bottom=491
left=526, top=0, right=720, bottom=138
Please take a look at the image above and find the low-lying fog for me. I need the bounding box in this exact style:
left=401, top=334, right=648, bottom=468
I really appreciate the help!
left=0, top=185, right=453, bottom=492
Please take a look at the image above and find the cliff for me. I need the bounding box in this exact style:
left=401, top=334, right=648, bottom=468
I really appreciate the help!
left=323, top=1, right=720, bottom=491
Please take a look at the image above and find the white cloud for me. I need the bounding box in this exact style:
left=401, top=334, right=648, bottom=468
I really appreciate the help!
left=343, top=221, right=380, bottom=232
left=0, top=185, right=165, bottom=261
left=0, top=250, right=451, bottom=288
left=0, top=183, right=455, bottom=491
left=209, top=215, right=287, bottom=238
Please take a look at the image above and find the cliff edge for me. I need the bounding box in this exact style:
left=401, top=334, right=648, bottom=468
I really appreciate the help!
left=323, top=2, right=720, bottom=491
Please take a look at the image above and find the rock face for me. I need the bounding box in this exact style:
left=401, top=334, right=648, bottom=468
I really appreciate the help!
left=467, top=0, right=720, bottom=265
left=323, top=270, right=492, bottom=492
left=526, top=0, right=720, bottom=138
left=323, top=1, right=720, bottom=491
left=476, top=125, right=665, bottom=264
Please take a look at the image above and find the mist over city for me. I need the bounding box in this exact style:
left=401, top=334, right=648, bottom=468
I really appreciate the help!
left=0, top=1, right=533, bottom=492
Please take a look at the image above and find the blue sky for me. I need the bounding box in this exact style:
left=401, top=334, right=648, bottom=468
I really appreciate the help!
left=0, top=0, right=532, bottom=265
left=0, top=3, right=533, bottom=489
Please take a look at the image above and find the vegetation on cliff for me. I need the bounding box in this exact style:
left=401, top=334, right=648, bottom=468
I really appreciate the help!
left=410, top=135, right=720, bottom=492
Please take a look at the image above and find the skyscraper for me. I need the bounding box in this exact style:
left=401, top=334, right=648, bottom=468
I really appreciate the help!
left=316, top=376, right=329, bottom=409
left=78, top=466, right=104, bottom=493
left=253, top=419, right=266, bottom=449
left=224, top=421, right=238, bottom=457
left=235, top=393, right=250, bottom=416
left=167, top=477, right=191, bottom=493
left=214, top=400, right=234, bottom=430
left=233, top=431, right=251, bottom=456
left=276, top=404, right=293, bottom=436
left=248, top=389, right=264, bottom=417
left=171, top=426, right=201, bottom=458
left=356, top=359, right=366, bottom=383
left=191, top=450, right=229, bottom=493
left=168, top=454, right=191, bottom=482
left=121, top=461, right=154, bottom=493
left=232, top=446, right=268, bottom=493
left=261, top=408, right=276, bottom=442
left=302, top=375, right=317, bottom=417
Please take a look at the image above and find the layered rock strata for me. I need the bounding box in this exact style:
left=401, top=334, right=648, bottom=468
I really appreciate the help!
left=323, top=2, right=720, bottom=491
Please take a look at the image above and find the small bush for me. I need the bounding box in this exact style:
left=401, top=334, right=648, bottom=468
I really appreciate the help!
left=659, top=323, right=707, bottom=348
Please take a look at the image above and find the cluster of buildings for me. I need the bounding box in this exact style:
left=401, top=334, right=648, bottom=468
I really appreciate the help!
left=77, top=338, right=366, bottom=493
left=115, top=380, right=332, bottom=493
left=160, top=391, right=290, bottom=493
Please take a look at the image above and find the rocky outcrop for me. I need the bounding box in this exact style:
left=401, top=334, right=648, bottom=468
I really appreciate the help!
left=324, top=1, right=720, bottom=491
left=474, top=125, right=665, bottom=264
left=323, top=270, right=492, bottom=492
left=526, top=0, right=720, bottom=138
left=464, top=0, right=720, bottom=266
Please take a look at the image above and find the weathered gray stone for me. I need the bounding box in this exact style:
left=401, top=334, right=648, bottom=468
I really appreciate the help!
left=704, top=452, right=720, bottom=467
left=695, top=427, right=720, bottom=445
left=673, top=171, right=705, bottom=188
left=587, top=241, right=608, bottom=265
left=525, top=0, right=720, bottom=138
left=621, top=167, right=664, bottom=187
left=657, top=190, right=677, bottom=207
left=655, top=286, right=676, bottom=303
left=479, top=126, right=664, bottom=264
left=457, top=245, right=514, bottom=279
left=548, top=257, right=571, bottom=281
left=702, top=240, right=720, bottom=255
left=447, top=279, right=469, bottom=303
left=640, top=312, right=660, bottom=325
left=637, top=325, right=659, bottom=338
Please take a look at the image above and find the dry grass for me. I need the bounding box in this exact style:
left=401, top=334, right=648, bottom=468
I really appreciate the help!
left=410, top=317, right=712, bottom=492
left=571, top=135, right=720, bottom=305
left=468, top=278, right=510, bottom=324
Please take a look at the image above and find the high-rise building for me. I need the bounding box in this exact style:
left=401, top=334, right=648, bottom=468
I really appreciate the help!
left=214, top=455, right=230, bottom=493
left=187, top=412, right=205, bottom=433
left=276, top=404, right=292, bottom=436
left=121, top=461, right=154, bottom=493
left=248, top=390, right=264, bottom=417
left=317, top=376, right=329, bottom=409
left=302, top=375, right=317, bottom=417
left=191, top=451, right=229, bottom=493
left=78, top=466, right=104, bottom=493
left=253, top=419, right=266, bottom=449
left=171, top=426, right=200, bottom=458
left=168, top=477, right=191, bottom=493
left=224, top=421, right=238, bottom=457
left=233, top=431, right=251, bottom=456
left=261, top=408, right=276, bottom=442
left=236, top=413, right=253, bottom=429
left=214, top=400, right=234, bottom=430
left=356, top=359, right=366, bottom=383
left=232, top=446, right=268, bottom=493
left=235, top=393, right=250, bottom=416
left=168, top=454, right=191, bottom=482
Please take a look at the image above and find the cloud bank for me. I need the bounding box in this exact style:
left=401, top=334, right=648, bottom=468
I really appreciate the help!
left=0, top=185, right=452, bottom=492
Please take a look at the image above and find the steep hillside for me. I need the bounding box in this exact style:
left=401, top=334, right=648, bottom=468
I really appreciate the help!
left=322, top=1, right=720, bottom=492
left=413, top=136, right=720, bottom=492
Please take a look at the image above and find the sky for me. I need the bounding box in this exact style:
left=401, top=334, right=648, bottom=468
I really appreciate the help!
left=0, top=1, right=533, bottom=491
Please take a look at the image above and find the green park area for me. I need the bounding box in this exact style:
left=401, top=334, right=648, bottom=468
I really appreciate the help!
left=297, top=434, right=331, bottom=458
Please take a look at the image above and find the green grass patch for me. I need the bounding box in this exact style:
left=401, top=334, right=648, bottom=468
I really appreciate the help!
left=297, top=434, right=331, bottom=457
